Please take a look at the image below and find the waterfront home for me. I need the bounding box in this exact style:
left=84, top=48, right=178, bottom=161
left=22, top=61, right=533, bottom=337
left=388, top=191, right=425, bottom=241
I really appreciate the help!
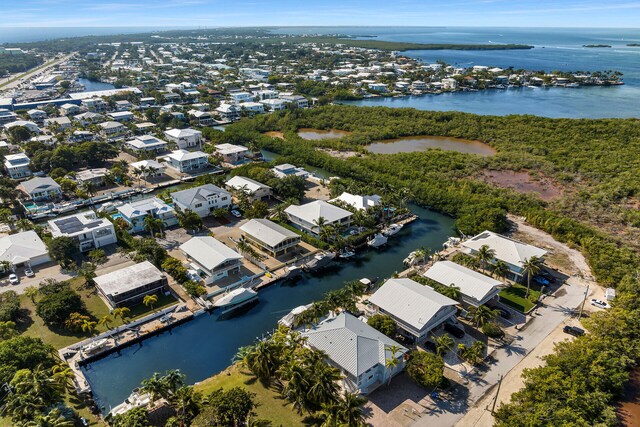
left=0, top=230, right=51, bottom=271
left=442, top=78, right=458, bottom=90
left=302, top=313, right=407, bottom=394
left=60, top=103, right=81, bottom=116
left=108, top=111, right=134, bottom=122
left=215, top=103, right=239, bottom=121
left=259, top=98, right=287, bottom=111
left=368, top=278, right=458, bottom=344
left=75, top=168, right=109, bottom=188
left=124, top=135, right=169, bottom=154
left=240, top=219, right=300, bottom=257
left=164, top=128, right=202, bottom=149
left=49, top=211, right=117, bottom=252
left=368, top=83, right=388, bottom=93
left=462, top=231, right=547, bottom=282
left=95, top=261, right=168, bottom=309
left=229, top=91, right=254, bottom=104
left=179, top=236, right=243, bottom=285
left=271, top=163, right=309, bottom=179
left=239, top=102, right=265, bottom=115
left=44, top=116, right=72, bottom=131
left=279, top=94, right=308, bottom=108
left=27, top=109, right=47, bottom=123
left=164, top=149, right=210, bottom=173
left=82, top=98, right=108, bottom=113
left=284, top=200, right=352, bottom=236
left=411, top=80, right=427, bottom=91
left=424, top=261, right=503, bottom=307
left=225, top=176, right=272, bottom=201
left=73, top=112, right=104, bottom=126
left=130, top=160, right=166, bottom=179
left=116, top=197, right=178, bottom=233
left=189, top=110, right=214, bottom=126
left=17, top=177, right=62, bottom=202
left=4, top=153, right=32, bottom=179
left=98, top=121, right=127, bottom=140
left=214, top=143, right=250, bottom=165
left=331, top=192, right=381, bottom=211
left=171, top=184, right=231, bottom=218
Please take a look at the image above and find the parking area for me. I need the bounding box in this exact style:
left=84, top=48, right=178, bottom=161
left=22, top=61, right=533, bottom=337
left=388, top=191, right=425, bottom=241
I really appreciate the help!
left=0, top=262, right=74, bottom=294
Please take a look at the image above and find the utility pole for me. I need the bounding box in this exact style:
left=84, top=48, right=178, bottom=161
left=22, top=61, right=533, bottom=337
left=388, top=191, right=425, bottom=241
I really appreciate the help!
left=578, top=284, right=590, bottom=319
left=491, top=374, right=503, bottom=414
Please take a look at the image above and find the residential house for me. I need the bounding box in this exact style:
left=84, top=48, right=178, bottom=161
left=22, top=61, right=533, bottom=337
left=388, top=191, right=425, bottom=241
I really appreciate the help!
left=240, top=219, right=300, bottom=257
left=5, top=120, right=40, bottom=134
left=259, top=98, right=287, bottom=111
left=215, top=103, right=239, bottom=121
left=239, top=102, right=264, bottom=115
left=140, top=97, right=156, bottom=108
left=124, top=135, right=169, bottom=154
left=98, top=121, right=127, bottom=140
left=462, top=231, right=547, bottom=282
left=108, top=111, right=134, bottom=122
left=368, top=83, right=388, bottom=93
left=75, top=168, right=109, bottom=188
left=164, top=149, right=210, bottom=173
left=163, top=128, right=202, bottom=149
left=4, top=153, right=32, bottom=179
left=95, top=261, right=167, bottom=309
left=130, top=160, right=166, bottom=179
left=302, top=313, right=407, bottom=394
left=271, top=163, right=309, bottom=179
left=0, top=230, right=51, bottom=271
left=68, top=130, right=94, bottom=143
left=81, top=98, right=108, bottom=113
left=229, top=91, right=254, bottom=104
left=424, top=261, right=503, bottom=307
left=214, top=143, right=250, bottom=165
left=49, top=211, right=117, bottom=252
left=189, top=110, right=214, bottom=126
left=284, top=200, right=352, bottom=236
left=331, top=192, right=381, bottom=211
left=442, top=78, right=458, bottom=90
left=171, top=184, right=231, bottom=218
left=114, top=100, right=132, bottom=111
left=17, top=177, right=62, bottom=201
left=225, top=176, right=271, bottom=201
left=60, top=103, right=81, bottom=116
left=73, top=112, right=104, bottom=126
left=179, top=236, right=243, bottom=285
left=0, top=109, right=18, bottom=125
left=280, top=94, right=308, bottom=108
left=44, top=116, right=72, bottom=131
left=368, top=278, right=458, bottom=343
left=27, top=109, right=47, bottom=123
left=116, top=197, right=178, bottom=233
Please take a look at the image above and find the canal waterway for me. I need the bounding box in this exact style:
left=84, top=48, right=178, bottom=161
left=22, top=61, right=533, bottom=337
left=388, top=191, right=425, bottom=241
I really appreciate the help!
left=82, top=204, right=455, bottom=411
left=78, top=78, right=116, bottom=92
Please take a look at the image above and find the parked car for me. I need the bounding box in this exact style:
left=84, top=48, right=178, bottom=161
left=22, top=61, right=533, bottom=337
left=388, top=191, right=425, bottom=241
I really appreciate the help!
left=230, top=209, right=242, bottom=218
left=496, top=307, right=512, bottom=319
left=590, top=299, right=611, bottom=309
left=8, top=274, right=19, bottom=285
left=423, top=340, right=437, bottom=353
left=24, top=268, right=35, bottom=278
left=186, top=269, right=200, bottom=282
left=444, top=322, right=465, bottom=339
left=533, top=275, right=550, bottom=286
left=563, top=325, right=585, bottom=337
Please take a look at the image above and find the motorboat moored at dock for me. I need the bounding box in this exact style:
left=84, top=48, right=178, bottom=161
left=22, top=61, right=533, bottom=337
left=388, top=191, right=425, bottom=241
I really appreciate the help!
left=213, top=287, right=258, bottom=310
left=303, top=251, right=336, bottom=271
left=367, top=233, right=388, bottom=248
left=383, top=223, right=403, bottom=236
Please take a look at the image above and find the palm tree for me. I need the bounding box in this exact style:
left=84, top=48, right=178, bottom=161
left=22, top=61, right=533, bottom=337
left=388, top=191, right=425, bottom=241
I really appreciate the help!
left=112, top=307, right=131, bottom=322
left=161, top=369, right=185, bottom=395
left=51, top=364, right=74, bottom=392
left=141, top=372, right=169, bottom=401
left=492, top=260, right=510, bottom=282
left=335, top=392, right=368, bottom=427
left=144, top=215, right=164, bottom=237
left=279, top=360, right=311, bottom=414
left=98, top=315, right=113, bottom=330
left=313, top=216, right=328, bottom=237
left=442, top=284, right=461, bottom=302
left=20, top=408, right=73, bottom=427
left=24, top=286, right=39, bottom=304
left=434, top=333, right=455, bottom=357
left=143, top=294, right=158, bottom=311
left=522, top=256, right=542, bottom=298
left=469, top=305, right=499, bottom=327
left=475, top=244, right=496, bottom=273
left=81, top=319, right=97, bottom=335
left=307, top=361, right=341, bottom=406
left=384, top=344, right=403, bottom=386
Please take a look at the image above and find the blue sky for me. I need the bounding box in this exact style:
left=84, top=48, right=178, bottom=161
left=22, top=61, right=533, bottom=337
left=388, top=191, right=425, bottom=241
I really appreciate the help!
left=2, top=0, right=640, bottom=27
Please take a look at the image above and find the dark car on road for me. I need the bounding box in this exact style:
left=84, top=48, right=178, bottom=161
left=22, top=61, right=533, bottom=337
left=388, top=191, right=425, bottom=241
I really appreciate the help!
left=444, top=323, right=465, bottom=339
left=563, top=325, right=585, bottom=337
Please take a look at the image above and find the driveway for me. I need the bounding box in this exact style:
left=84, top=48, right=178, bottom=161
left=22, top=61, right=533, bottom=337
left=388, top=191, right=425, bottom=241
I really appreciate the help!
left=0, top=262, right=74, bottom=295
left=411, top=276, right=588, bottom=427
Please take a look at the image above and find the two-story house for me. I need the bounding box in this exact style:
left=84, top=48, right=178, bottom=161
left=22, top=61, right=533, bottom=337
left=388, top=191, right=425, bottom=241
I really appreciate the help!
left=116, top=197, right=178, bottom=233
left=214, top=143, right=250, bottom=165
left=163, top=128, right=202, bottom=149
left=225, top=176, right=272, bottom=201
left=124, top=135, right=169, bottom=154
left=49, top=211, right=117, bottom=252
left=284, top=200, right=352, bottom=236
left=164, top=149, right=210, bottom=173
left=171, top=184, right=231, bottom=218
left=17, top=177, right=62, bottom=202
left=4, top=153, right=32, bottom=179
left=179, top=236, right=243, bottom=285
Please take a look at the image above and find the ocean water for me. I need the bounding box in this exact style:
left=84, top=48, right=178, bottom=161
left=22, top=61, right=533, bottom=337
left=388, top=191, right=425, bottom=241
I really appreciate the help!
left=0, top=27, right=190, bottom=44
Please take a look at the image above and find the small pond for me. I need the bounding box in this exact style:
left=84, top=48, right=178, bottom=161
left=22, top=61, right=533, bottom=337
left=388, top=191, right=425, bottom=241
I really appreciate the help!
left=366, top=135, right=496, bottom=156
left=297, top=128, right=351, bottom=140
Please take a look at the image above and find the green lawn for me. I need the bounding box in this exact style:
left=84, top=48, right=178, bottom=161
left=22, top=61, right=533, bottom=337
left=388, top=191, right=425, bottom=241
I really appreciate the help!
left=17, top=276, right=177, bottom=349
left=194, top=364, right=311, bottom=426
left=499, top=283, right=541, bottom=313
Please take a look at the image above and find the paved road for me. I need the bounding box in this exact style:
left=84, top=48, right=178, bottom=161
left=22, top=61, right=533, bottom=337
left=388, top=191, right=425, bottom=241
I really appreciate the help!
left=412, top=277, right=588, bottom=427
left=0, top=53, right=75, bottom=91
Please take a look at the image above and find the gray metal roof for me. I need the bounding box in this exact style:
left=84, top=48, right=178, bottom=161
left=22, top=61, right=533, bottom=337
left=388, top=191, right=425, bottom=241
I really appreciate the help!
left=424, top=261, right=503, bottom=303
left=302, top=313, right=406, bottom=378
left=18, top=176, right=60, bottom=194
left=240, top=219, right=299, bottom=248
left=284, top=200, right=352, bottom=224
left=179, top=236, right=242, bottom=271
left=462, top=231, right=547, bottom=268
left=94, top=261, right=164, bottom=297
left=171, top=184, right=230, bottom=208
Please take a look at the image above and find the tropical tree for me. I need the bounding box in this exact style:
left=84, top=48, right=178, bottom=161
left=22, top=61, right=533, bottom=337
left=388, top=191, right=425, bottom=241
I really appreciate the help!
left=140, top=372, right=169, bottom=401
left=367, top=314, right=397, bottom=336
left=24, top=286, right=39, bottom=304
left=475, top=244, right=496, bottom=273
left=522, top=256, right=542, bottom=298
left=161, top=369, right=185, bottom=395
left=51, top=363, right=74, bottom=391
left=144, top=216, right=165, bottom=238
left=143, top=294, right=158, bottom=311
left=81, top=319, right=97, bottom=335
left=17, top=408, right=73, bottom=427
left=112, top=307, right=131, bottom=322
left=306, top=360, right=341, bottom=407
left=313, top=216, right=328, bottom=238
left=169, top=385, right=201, bottom=425
left=98, top=315, right=113, bottom=330
left=384, top=344, right=403, bottom=386
left=458, top=341, right=486, bottom=365
left=334, top=392, right=368, bottom=427
left=434, top=333, right=455, bottom=357
left=469, top=305, right=499, bottom=327
left=440, top=284, right=461, bottom=302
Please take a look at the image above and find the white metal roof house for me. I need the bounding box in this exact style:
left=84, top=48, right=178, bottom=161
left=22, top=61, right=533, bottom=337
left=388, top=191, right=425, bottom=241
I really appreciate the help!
left=124, top=135, right=169, bottom=153
left=4, top=153, right=32, bottom=179
left=271, top=163, right=309, bottom=179
left=0, top=230, right=51, bottom=270
left=331, top=192, right=382, bottom=211
left=171, top=184, right=231, bottom=218
left=424, top=261, right=503, bottom=307
left=94, top=261, right=167, bottom=309
left=240, top=219, right=300, bottom=257
left=17, top=176, right=62, bottom=202
left=462, top=231, right=547, bottom=281
left=130, top=160, right=166, bottom=178
left=179, top=236, right=243, bottom=285
left=302, top=312, right=407, bottom=394
left=284, top=200, right=352, bottom=236
left=225, top=176, right=272, bottom=201
left=164, top=149, right=210, bottom=173
left=49, top=211, right=117, bottom=252
left=163, top=128, right=202, bottom=149
left=214, top=143, right=250, bottom=165
left=368, top=278, right=458, bottom=343
left=116, top=197, right=178, bottom=233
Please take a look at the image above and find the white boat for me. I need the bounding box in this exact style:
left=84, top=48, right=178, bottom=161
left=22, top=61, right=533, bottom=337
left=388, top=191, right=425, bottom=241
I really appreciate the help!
left=81, top=338, right=109, bottom=355
left=403, top=250, right=418, bottom=267
left=279, top=304, right=312, bottom=328
left=213, top=287, right=258, bottom=309
left=108, top=388, right=152, bottom=419
left=159, top=313, right=173, bottom=323
left=281, top=265, right=302, bottom=279
left=54, top=204, right=77, bottom=214
left=383, top=223, right=403, bottom=236
left=338, top=249, right=356, bottom=259
left=303, top=251, right=336, bottom=271
left=367, top=233, right=388, bottom=248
